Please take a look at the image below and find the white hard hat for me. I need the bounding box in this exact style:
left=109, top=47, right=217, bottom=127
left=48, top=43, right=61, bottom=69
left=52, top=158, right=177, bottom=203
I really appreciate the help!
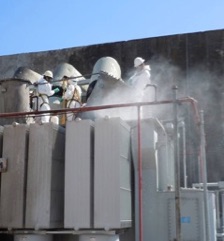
left=43, top=70, right=53, bottom=78
left=134, top=57, right=145, bottom=67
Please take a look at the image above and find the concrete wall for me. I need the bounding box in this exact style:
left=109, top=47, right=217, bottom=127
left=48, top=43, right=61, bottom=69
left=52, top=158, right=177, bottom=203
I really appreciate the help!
left=0, top=29, right=224, bottom=184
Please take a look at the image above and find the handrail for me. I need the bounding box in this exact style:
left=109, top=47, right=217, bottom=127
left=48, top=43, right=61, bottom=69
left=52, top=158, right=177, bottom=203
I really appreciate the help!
left=0, top=98, right=201, bottom=127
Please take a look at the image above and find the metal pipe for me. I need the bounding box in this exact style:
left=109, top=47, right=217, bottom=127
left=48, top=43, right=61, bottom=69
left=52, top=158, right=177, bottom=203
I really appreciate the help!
left=0, top=78, right=31, bottom=84
left=145, top=84, right=158, bottom=102
left=155, top=118, right=169, bottom=191
left=193, top=182, right=219, bottom=189
left=198, top=149, right=203, bottom=183
left=221, top=192, right=224, bottom=232
left=173, top=86, right=181, bottom=241
left=200, top=110, right=210, bottom=241
left=215, top=190, right=221, bottom=231
left=193, top=185, right=222, bottom=232
left=29, top=72, right=101, bottom=86
left=0, top=230, right=116, bottom=235
left=178, top=121, right=187, bottom=188
left=182, top=123, right=187, bottom=188
left=30, top=95, right=39, bottom=112
left=0, top=98, right=201, bottom=124
left=137, top=106, right=143, bottom=241
left=179, top=97, right=200, bottom=126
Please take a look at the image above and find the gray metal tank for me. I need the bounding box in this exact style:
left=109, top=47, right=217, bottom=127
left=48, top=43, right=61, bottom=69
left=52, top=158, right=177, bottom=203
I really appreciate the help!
left=13, top=67, right=42, bottom=84
left=53, top=62, right=85, bottom=85
left=0, top=79, right=31, bottom=125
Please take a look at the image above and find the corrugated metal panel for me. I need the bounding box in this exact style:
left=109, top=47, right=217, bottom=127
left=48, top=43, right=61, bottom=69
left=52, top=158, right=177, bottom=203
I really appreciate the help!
left=0, top=124, right=29, bottom=228
left=94, top=117, right=132, bottom=229
left=25, top=123, right=65, bottom=229
left=64, top=120, right=94, bottom=229
left=168, top=196, right=201, bottom=240
left=166, top=190, right=217, bottom=241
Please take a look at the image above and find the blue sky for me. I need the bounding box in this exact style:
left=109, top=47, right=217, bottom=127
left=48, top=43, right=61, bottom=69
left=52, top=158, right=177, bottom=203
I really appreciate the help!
left=0, top=0, right=223, bottom=56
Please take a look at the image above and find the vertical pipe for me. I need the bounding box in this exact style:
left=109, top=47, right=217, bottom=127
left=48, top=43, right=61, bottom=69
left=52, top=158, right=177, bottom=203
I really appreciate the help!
left=198, top=153, right=203, bottom=184
left=177, top=121, right=187, bottom=188
left=221, top=193, right=224, bottom=231
left=185, top=34, right=190, bottom=96
left=180, top=121, right=187, bottom=188
left=200, top=110, right=210, bottom=241
left=173, top=86, right=181, bottom=241
left=182, top=123, right=187, bottom=188
left=137, top=105, right=143, bottom=241
left=215, top=191, right=220, bottom=231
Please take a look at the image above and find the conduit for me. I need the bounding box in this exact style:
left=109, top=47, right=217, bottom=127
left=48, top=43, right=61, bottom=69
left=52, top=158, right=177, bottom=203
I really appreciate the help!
left=173, top=86, right=181, bottom=241
left=200, top=110, right=210, bottom=241
left=137, top=106, right=143, bottom=241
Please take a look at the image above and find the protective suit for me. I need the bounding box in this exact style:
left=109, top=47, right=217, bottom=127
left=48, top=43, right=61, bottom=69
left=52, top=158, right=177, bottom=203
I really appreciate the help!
left=128, top=58, right=152, bottom=119
left=62, top=80, right=82, bottom=121
left=129, top=65, right=151, bottom=87
left=36, top=71, right=59, bottom=123
left=128, top=64, right=151, bottom=100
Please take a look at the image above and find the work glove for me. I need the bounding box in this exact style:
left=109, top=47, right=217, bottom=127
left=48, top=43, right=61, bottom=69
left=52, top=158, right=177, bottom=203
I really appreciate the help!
left=54, top=87, right=60, bottom=94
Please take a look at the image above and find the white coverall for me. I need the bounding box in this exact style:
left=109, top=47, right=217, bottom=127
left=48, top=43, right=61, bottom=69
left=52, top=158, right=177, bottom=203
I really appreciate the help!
left=128, top=65, right=152, bottom=118
left=63, top=82, right=82, bottom=121
left=37, top=77, right=55, bottom=123
left=128, top=65, right=151, bottom=98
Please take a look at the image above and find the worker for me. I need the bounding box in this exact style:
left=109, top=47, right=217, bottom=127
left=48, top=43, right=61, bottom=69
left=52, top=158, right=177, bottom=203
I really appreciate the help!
left=35, top=70, right=60, bottom=123
left=128, top=57, right=152, bottom=118
left=62, top=78, right=82, bottom=121
left=128, top=57, right=151, bottom=94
